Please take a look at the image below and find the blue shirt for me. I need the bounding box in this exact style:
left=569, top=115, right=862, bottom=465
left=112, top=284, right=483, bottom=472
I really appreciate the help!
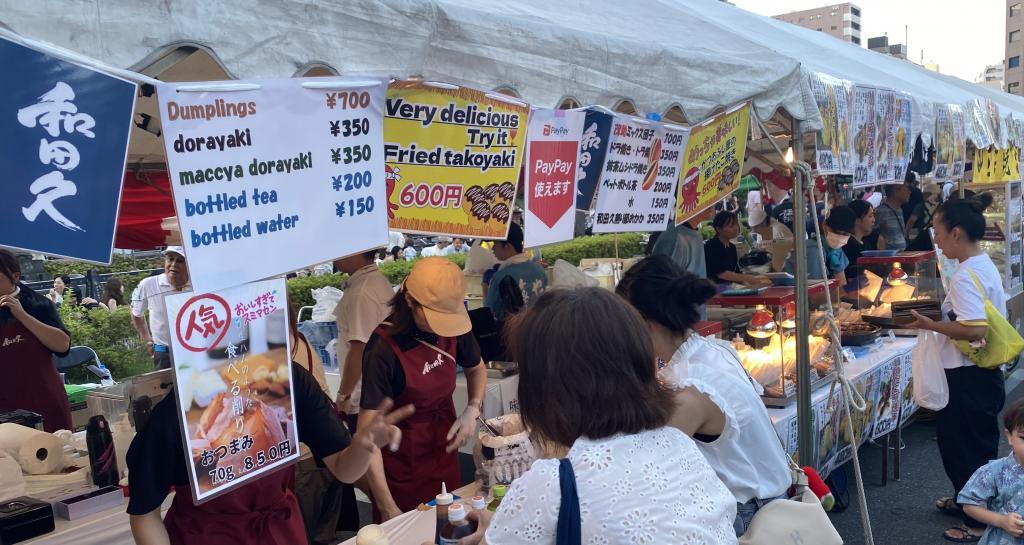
left=485, top=258, right=548, bottom=321
left=652, top=223, right=706, bottom=279
left=783, top=238, right=849, bottom=280
left=958, top=454, right=1024, bottom=545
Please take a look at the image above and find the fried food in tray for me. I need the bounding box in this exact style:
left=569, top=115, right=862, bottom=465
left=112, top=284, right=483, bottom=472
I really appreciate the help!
left=191, top=391, right=292, bottom=474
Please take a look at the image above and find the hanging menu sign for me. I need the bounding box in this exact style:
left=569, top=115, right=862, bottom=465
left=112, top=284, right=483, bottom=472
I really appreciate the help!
left=157, top=78, right=389, bottom=294
left=524, top=108, right=585, bottom=247
left=852, top=85, right=877, bottom=188
left=875, top=88, right=896, bottom=183
left=809, top=72, right=853, bottom=176
left=935, top=104, right=967, bottom=180
left=892, top=93, right=913, bottom=182
left=593, top=116, right=687, bottom=232
left=674, top=102, right=750, bottom=225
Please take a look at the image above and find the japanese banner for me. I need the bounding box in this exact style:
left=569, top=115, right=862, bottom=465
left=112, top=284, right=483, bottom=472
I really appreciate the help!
left=164, top=278, right=299, bottom=504
left=870, top=359, right=901, bottom=440
left=874, top=89, right=896, bottom=183
left=899, top=353, right=917, bottom=427
left=523, top=108, right=585, bottom=247
left=985, top=98, right=1005, bottom=149
left=809, top=73, right=853, bottom=175
left=973, top=146, right=1021, bottom=183
left=0, top=37, right=136, bottom=264
left=674, top=102, right=750, bottom=226
left=575, top=108, right=614, bottom=211
left=852, top=85, right=877, bottom=188
left=892, top=93, right=913, bottom=182
left=935, top=104, right=967, bottom=180
left=594, top=117, right=687, bottom=232
left=157, top=77, right=388, bottom=294
left=383, top=81, right=528, bottom=239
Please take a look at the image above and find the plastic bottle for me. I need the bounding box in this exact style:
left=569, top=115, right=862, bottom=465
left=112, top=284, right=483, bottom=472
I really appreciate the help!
left=86, top=415, right=119, bottom=487
left=439, top=503, right=476, bottom=544
left=97, top=363, right=114, bottom=387
left=355, top=524, right=388, bottom=545
left=487, top=484, right=507, bottom=512
left=470, top=495, right=487, bottom=512
left=434, top=482, right=453, bottom=543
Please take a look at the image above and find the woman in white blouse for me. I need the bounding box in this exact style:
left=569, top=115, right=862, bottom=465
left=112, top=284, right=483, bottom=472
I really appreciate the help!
left=456, top=287, right=736, bottom=545
left=617, top=255, right=792, bottom=536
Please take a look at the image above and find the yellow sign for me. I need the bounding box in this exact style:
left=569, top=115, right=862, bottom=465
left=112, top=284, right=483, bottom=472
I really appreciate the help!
left=675, top=102, right=751, bottom=225
left=972, top=146, right=1021, bottom=183
left=383, top=81, right=529, bottom=239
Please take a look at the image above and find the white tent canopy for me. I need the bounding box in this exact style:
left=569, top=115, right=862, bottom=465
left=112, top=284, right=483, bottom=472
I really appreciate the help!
left=687, top=0, right=1024, bottom=148
left=0, top=0, right=819, bottom=130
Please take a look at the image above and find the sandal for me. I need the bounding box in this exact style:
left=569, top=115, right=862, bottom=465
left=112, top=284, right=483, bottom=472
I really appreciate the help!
left=936, top=497, right=963, bottom=516
left=943, top=525, right=983, bottom=543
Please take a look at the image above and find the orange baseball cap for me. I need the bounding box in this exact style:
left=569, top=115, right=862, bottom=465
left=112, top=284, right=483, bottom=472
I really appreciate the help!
left=402, top=257, right=471, bottom=337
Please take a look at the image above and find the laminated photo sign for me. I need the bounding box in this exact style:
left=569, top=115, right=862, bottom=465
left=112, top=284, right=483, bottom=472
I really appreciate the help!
left=157, top=77, right=389, bottom=293
left=383, top=81, right=529, bottom=239
left=809, top=72, right=853, bottom=176
left=164, top=278, right=300, bottom=504
left=0, top=36, right=135, bottom=264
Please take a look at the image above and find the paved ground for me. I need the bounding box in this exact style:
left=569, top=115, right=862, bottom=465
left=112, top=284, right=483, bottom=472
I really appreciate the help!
left=830, top=369, right=1024, bottom=545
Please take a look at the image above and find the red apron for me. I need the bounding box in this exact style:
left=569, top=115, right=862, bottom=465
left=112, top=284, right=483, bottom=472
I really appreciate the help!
left=376, top=328, right=461, bottom=512
left=0, top=320, right=71, bottom=432
left=164, top=465, right=307, bottom=545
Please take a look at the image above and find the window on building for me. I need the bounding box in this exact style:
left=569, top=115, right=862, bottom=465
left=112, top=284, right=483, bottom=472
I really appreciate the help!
left=1012, top=3, right=1022, bottom=16
left=852, top=36, right=861, bottom=45
left=817, top=28, right=823, bottom=31
left=851, top=7, right=861, bottom=17
left=852, top=21, right=861, bottom=30
left=1011, top=56, right=1021, bottom=69
left=1012, top=30, right=1021, bottom=43
left=1009, top=82, right=1021, bottom=94
left=831, top=25, right=838, bottom=30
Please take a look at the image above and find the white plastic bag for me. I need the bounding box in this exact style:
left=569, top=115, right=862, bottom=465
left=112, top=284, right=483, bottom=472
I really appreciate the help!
left=551, top=259, right=599, bottom=289
left=310, top=286, right=344, bottom=322
left=912, top=330, right=951, bottom=410
left=465, top=240, right=499, bottom=275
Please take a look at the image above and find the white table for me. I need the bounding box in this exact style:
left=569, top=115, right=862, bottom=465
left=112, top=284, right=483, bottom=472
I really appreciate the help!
left=24, top=495, right=172, bottom=545
left=767, top=337, right=918, bottom=477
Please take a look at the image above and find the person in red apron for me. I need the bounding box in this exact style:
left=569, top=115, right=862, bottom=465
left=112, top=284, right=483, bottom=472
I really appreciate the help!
left=0, top=250, right=72, bottom=432
left=360, top=257, right=487, bottom=512
left=127, top=362, right=412, bottom=545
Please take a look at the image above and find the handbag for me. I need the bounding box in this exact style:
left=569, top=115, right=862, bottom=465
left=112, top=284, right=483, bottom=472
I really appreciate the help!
left=952, top=271, right=1024, bottom=369
left=739, top=458, right=842, bottom=545
left=555, top=459, right=582, bottom=545
left=911, top=330, right=951, bottom=410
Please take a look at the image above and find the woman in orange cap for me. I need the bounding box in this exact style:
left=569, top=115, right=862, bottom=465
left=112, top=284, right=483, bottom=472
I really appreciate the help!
left=359, top=257, right=487, bottom=511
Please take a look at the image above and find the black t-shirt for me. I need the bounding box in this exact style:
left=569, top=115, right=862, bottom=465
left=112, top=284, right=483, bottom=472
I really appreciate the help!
left=360, top=328, right=482, bottom=410
left=126, top=362, right=350, bottom=516
left=1, top=284, right=69, bottom=357
left=843, top=237, right=866, bottom=286
left=704, top=238, right=740, bottom=283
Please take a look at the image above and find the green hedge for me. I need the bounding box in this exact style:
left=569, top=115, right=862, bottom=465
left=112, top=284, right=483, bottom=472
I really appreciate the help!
left=45, top=255, right=162, bottom=278
left=58, top=304, right=153, bottom=383
left=537, top=233, right=646, bottom=266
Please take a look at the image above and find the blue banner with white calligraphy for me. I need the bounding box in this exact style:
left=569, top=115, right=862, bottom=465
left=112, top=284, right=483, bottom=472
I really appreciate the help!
left=575, top=108, right=613, bottom=211
left=0, top=37, right=136, bottom=264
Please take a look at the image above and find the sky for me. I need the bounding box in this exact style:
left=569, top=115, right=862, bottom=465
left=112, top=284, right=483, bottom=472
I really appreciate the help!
left=730, top=0, right=1004, bottom=82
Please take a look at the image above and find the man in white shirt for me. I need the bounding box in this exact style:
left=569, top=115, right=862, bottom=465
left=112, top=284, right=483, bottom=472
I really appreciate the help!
left=131, top=247, right=192, bottom=370
left=332, top=248, right=401, bottom=518
left=421, top=237, right=452, bottom=257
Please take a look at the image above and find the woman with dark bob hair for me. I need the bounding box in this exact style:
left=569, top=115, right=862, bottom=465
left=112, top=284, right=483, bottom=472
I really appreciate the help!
left=455, top=287, right=736, bottom=544
left=908, top=194, right=1008, bottom=543
left=617, top=255, right=791, bottom=535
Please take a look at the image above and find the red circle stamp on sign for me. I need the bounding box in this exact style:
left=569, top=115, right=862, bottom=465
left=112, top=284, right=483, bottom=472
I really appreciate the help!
left=174, top=293, right=231, bottom=353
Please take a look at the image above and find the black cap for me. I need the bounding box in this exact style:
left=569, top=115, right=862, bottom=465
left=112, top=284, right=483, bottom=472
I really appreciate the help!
left=505, top=222, right=524, bottom=252
left=825, top=206, right=856, bottom=234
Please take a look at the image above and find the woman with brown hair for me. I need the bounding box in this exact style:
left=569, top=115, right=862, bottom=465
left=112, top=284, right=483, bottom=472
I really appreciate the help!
left=98, top=277, right=125, bottom=311
left=457, top=287, right=736, bottom=544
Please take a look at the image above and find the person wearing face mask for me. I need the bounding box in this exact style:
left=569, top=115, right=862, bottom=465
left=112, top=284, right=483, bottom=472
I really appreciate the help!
left=784, top=205, right=856, bottom=289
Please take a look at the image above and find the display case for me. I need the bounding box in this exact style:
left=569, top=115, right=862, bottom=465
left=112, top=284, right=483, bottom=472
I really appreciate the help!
left=708, top=282, right=837, bottom=407
left=853, top=251, right=942, bottom=329
left=972, top=181, right=1023, bottom=296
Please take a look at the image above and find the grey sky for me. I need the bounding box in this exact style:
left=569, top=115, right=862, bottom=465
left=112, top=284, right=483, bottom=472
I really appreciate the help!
left=730, top=0, right=1003, bottom=82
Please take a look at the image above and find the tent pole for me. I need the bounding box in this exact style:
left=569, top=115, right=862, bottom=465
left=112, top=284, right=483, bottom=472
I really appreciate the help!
left=791, top=120, right=814, bottom=463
